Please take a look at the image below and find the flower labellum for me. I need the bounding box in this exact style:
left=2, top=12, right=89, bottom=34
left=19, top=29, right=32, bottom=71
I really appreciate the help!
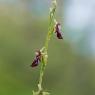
left=31, top=50, right=41, bottom=67
left=55, top=23, right=63, bottom=39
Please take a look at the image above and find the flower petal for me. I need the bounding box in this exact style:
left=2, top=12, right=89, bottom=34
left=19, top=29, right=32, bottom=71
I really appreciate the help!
left=55, top=23, right=63, bottom=39
left=31, top=58, right=40, bottom=67
left=31, top=50, right=42, bottom=68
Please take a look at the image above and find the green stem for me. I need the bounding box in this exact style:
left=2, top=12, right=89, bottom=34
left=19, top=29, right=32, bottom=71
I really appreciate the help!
left=39, top=0, right=57, bottom=91
left=38, top=63, right=45, bottom=92
left=45, top=0, right=57, bottom=51
left=33, top=0, right=57, bottom=95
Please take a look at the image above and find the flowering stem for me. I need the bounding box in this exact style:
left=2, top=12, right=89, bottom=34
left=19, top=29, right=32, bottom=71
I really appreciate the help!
left=33, top=0, right=57, bottom=95
left=38, top=0, right=57, bottom=94
left=45, top=0, right=57, bottom=51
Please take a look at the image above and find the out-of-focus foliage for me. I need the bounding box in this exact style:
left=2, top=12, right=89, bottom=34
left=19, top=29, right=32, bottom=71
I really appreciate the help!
left=0, top=0, right=95, bottom=95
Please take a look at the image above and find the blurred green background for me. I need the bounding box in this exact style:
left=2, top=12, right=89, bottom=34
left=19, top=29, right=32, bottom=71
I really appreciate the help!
left=0, top=0, right=95, bottom=95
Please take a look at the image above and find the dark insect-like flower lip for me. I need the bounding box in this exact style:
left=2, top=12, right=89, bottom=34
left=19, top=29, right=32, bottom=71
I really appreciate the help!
left=31, top=50, right=41, bottom=67
left=55, top=23, right=63, bottom=39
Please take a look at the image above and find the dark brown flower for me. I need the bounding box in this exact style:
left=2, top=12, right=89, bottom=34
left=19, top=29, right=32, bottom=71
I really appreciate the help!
left=31, top=50, right=41, bottom=67
left=55, top=23, right=63, bottom=39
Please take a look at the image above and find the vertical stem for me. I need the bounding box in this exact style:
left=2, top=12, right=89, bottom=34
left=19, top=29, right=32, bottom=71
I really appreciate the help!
left=33, top=0, right=57, bottom=95
left=38, top=63, right=45, bottom=92
left=39, top=0, right=57, bottom=91
left=45, top=0, right=57, bottom=51
left=38, top=0, right=57, bottom=89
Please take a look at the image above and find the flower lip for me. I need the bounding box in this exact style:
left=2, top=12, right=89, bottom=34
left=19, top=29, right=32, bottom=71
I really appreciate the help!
left=55, top=23, right=63, bottom=39
left=31, top=50, right=41, bottom=67
left=31, top=58, right=39, bottom=67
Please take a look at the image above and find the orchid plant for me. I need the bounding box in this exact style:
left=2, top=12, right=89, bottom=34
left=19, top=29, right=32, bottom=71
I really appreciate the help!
left=31, top=0, right=63, bottom=95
